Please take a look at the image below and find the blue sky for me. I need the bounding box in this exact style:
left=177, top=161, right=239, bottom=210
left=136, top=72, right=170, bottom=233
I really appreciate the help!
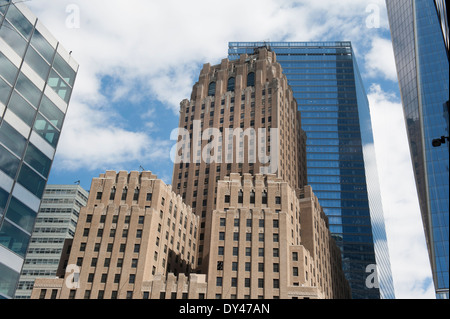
left=26, top=0, right=435, bottom=298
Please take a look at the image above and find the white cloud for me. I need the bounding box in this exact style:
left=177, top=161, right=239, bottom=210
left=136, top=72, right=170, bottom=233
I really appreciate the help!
left=53, top=100, right=172, bottom=171
left=367, top=84, right=435, bottom=299
left=365, top=37, right=398, bottom=81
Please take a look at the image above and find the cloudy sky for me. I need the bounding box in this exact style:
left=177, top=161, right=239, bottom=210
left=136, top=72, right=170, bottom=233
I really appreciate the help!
left=25, top=0, right=435, bottom=298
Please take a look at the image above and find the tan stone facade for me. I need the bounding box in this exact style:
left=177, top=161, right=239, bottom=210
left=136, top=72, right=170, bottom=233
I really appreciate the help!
left=206, top=174, right=350, bottom=299
left=31, top=170, right=200, bottom=299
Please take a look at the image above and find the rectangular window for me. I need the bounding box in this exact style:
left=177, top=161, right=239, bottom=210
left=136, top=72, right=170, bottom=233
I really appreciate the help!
left=16, top=73, right=41, bottom=107
left=273, top=279, right=280, bottom=289
left=33, top=114, right=60, bottom=148
left=0, top=52, right=19, bottom=85
left=0, top=121, right=27, bottom=157
left=24, top=46, right=50, bottom=80
left=0, top=144, right=20, bottom=179
left=8, top=91, right=37, bottom=126
left=24, top=143, right=52, bottom=178
left=273, top=263, right=279, bottom=272
left=18, top=163, right=46, bottom=198
left=48, top=69, right=72, bottom=103
left=4, top=196, right=36, bottom=233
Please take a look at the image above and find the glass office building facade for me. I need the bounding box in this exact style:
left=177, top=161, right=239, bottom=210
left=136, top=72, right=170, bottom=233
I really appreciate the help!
left=14, top=185, right=88, bottom=299
left=0, top=1, right=78, bottom=298
left=229, top=42, right=395, bottom=299
left=386, top=0, right=449, bottom=299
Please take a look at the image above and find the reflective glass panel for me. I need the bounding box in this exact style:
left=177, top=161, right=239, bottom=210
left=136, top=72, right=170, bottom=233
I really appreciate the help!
left=0, top=262, right=20, bottom=298
left=15, top=73, right=41, bottom=107
left=52, top=53, right=76, bottom=87
left=0, top=143, right=20, bottom=178
left=33, top=113, right=59, bottom=147
left=24, top=46, right=50, bottom=80
left=17, top=163, right=46, bottom=198
left=0, top=218, right=30, bottom=257
left=5, top=196, right=36, bottom=233
left=0, top=121, right=27, bottom=156
left=24, top=142, right=51, bottom=178
left=0, top=187, right=8, bottom=212
left=0, top=20, right=27, bottom=56
left=39, top=95, right=64, bottom=130
left=5, top=4, right=33, bottom=39
left=30, top=28, right=54, bottom=63
left=0, top=52, right=18, bottom=85
left=48, top=69, right=71, bottom=103
left=7, top=91, right=37, bottom=126
left=0, top=76, right=12, bottom=105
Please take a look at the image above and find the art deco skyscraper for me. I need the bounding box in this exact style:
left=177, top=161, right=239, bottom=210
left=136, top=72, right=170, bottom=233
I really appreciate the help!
left=0, top=1, right=78, bottom=298
left=171, top=48, right=307, bottom=274
left=228, top=42, right=394, bottom=299
left=386, top=0, right=449, bottom=299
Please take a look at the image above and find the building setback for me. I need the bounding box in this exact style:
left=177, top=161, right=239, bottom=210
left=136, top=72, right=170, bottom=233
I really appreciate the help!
left=386, top=0, right=449, bottom=299
left=0, top=2, right=78, bottom=298
left=14, top=185, right=88, bottom=299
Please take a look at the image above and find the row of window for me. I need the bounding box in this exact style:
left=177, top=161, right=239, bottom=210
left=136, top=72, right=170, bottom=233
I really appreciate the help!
left=207, top=72, right=255, bottom=96
left=224, top=192, right=281, bottom=205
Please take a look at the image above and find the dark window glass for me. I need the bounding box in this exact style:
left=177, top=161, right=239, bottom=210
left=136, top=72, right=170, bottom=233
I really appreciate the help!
left=52, top=53, right=76, bottom=87
left=208, top=82, right=216, bottom=96
left=17, top=163, right=46, bottom=198
left=0, top=144, right=20, bottom=178
left=15, top=73, right=42, bottom=107
left=0, top=76, right=12, bottom=105
left=23, top=142, right=52, bottom=178
left=227, top=77, right=235, bottom=91
left=30, top=29, right=55, bottom=63
left=24, top=47, right=51, bottom=80
left=0, top=52, right=18, bottom=85
left=7, top=91, right=37, bottom=126
left=5, top=4, right=33, bottom=39
left=0, top=219, right=30, bottom=257
left=5, top=196, right=36, bottom=233
left=0, top=20, right=27, bottom=56
left=247, top=72, right=255, bottom=87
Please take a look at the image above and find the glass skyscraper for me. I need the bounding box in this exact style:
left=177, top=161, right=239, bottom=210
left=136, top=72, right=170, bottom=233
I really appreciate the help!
left=386, top=0, right=449, bottom=299
left=0, top=1, right=78, bottom=298
left=229, top=42, right=395, bottom=299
